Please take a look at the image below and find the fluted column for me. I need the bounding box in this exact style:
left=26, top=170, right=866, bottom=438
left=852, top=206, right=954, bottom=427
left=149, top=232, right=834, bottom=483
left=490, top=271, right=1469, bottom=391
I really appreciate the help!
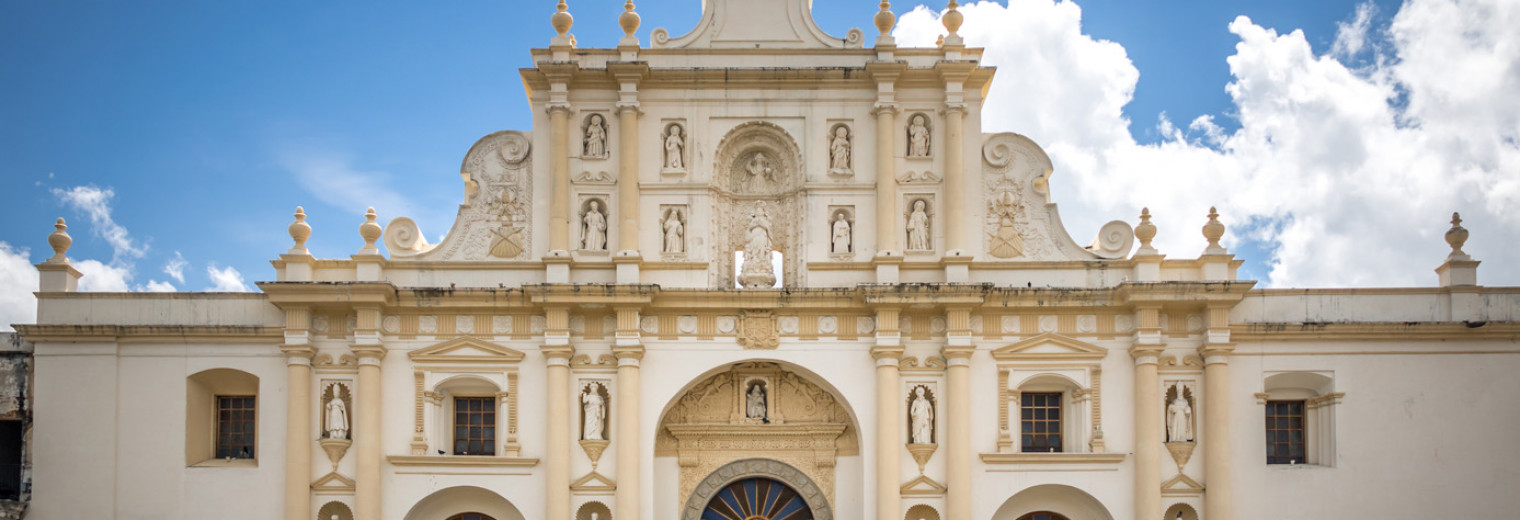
left=352, top=346, right=385, bottom=520
left=281, top=325, right=314, bottom=520
left=871, top=335, right=903, bottom=520
left=874, top=104, right=899, bottom=252
left=1132, top=347, right=1162, bottom=520
left=616, top=105, right=640, bottom=252
left=549, top=104, right=573, bottom=252
left=1203, top=344, right=1235, bottom=520
left=943, top=105, right=967, bottom=251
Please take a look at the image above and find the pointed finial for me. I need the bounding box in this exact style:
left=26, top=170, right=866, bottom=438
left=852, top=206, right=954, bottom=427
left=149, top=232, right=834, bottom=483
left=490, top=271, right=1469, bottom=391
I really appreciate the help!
left=552, top=0, right=574, bottom=37
left=943, top=0, right=964, bottom=37
left=874, top=1, right=896, bottom=36
left=1445, top=212, right=1469, bottom=257
left=619, top=0, right=640, bottom=38
left=1202, top=206, right=1226, bottom=253
left=46, top=217, right=72, bottom=263
left=289, top=206, right=312, bottom=255
left=358, top=207, right=383, bottom=254
left=1135, top=207, right=1157, bottom=251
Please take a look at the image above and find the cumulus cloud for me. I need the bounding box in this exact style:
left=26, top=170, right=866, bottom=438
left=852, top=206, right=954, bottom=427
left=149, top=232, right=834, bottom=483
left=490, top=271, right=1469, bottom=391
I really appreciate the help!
left=277, top=149, right=425, bottom=229
left=206, top=264, right=250, bottom=292
left=51, top=185, right=147, bottom=261
left=74, top=259, right=132, bottom=292
left=140, top=280, right=178, bottom=292
left=0, top=243, right=38, bottom=332
left=897, top=0, right=1520, bottom=287
left=163, top=251, right=188, bottom=284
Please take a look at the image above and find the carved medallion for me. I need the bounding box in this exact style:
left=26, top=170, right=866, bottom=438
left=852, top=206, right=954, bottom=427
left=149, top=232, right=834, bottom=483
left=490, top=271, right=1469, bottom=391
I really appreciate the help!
left=738, top=310, right=779, bottom=349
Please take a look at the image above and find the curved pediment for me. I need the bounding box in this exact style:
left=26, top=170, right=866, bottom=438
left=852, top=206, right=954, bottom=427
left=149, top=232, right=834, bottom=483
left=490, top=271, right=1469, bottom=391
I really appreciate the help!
left=651, top=0, right=861, bottom=50
left=990, top=333, right=1107, bottom=362
left=409, top=336, right=525, bottom=364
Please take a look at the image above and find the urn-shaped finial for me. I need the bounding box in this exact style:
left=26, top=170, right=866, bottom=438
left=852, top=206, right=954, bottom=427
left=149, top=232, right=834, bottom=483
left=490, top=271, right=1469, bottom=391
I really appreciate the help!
left=552, top=0, right=574, bottom=37
left=943, top=0, right=964, bottom=37
left=1445, top=212, right=1469, bottom=256
left=1202, top=206, right=1225, bottom=251
left=874, top=1, right=896, bottom=36
left=619, top=0, right=640, bottom=38
left=46, top=217, right=72, bottom=263
left=359, top=207, right=383, bottom=254
left=289, top=206, right=312, bottom=255
left=1135, top=208, right=1157, bottom=251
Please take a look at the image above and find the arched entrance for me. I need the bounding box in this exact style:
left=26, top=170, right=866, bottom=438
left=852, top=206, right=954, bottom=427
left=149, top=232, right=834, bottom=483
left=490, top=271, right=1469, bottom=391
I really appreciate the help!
left=682, top=459, right=832, bottom=520
left=992, top=484, right=1113, bottom=520
left=402, top=486, right=524, bottom=520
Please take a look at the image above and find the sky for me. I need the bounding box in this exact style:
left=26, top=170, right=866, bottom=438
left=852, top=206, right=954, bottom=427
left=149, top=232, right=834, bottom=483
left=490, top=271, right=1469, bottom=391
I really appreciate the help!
left=2, top=0, right=1517, bottom=331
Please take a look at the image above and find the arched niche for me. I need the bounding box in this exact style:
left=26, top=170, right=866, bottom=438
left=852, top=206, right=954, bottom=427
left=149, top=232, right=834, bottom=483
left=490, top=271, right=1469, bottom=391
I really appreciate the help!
left=992, top=484, right=1114, bottom=520
left=402, top=485, right=524, bottom=520
left=710, top=121, right=807, bottom=288
left=316, top=500, right=353, bottom=520
left=680, top=459, right=832, bottom=520
left=186, top=368, right=259, bottom=465
left=1163, top=503, right=1199, bottom=520
left=655, top=361, right=861, bottom=509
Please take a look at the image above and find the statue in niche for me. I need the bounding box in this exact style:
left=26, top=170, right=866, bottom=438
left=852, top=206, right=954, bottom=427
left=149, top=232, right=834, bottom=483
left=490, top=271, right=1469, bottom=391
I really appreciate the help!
left=742, top=152, right=777, bottom=192
left=663, top=208, right=686, bottom=254
left=584, top=114, right=608, bottom=158
left=324, top=392, right=349, bottom=440
left=909, top=386, right=934, bottom=444
left=582, top=383, right=606, bottom=441
left=746, top=382, right=768, bottom=420
left=829, top=126, right=852, bottom=172
left=907, top=200, right=931, bottom=250
left=664, top=125, right=685, bottom=170
left=1167, top=393, right=1194, bottom=443
left=908, top=114, right=931, bottom=158
left=581, top=200, right=607, bottom=251
left=739, top=207, right=777, bottom=288
left=831, top=212, right=852, bottom=254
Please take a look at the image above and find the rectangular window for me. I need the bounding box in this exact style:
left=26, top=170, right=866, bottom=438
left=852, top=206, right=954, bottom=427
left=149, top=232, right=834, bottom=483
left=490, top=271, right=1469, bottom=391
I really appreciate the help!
left=1265, top=400, right=1306, bottom=464
left=215, top=396, right=256, bottom=459
left=1020, top=392, right=1063, bottom=452
left=453, top=397, right=497, bottom=456
left=0, top=421, right=21, bottom=500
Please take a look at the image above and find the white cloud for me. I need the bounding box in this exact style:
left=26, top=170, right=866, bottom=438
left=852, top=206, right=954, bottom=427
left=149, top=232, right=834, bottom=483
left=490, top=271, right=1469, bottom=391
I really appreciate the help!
left=1332, top=2, right=1377, bottom=58
left=277, top=149, right=425, bottom=231
left=74, top=259, right=132, bottom=292
left=206, top=264, right=250, bottom=292
left=51, top=185, right=147, bottom=261
left=0, top=243, right=38, bottom=332
left=896, top=0, right=1520, bottom=287
left=139, top=280, right=177, bottom=292
left=163, top=251, right=187, bottom=284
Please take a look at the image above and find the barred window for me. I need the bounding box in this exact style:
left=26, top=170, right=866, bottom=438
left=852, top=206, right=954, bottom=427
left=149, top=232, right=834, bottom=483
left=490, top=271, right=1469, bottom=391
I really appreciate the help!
left=453, top=397, right=497, bottom=456
left=1017, top=512, right=1071, bottom=520
left=446, top=514, right=496, bottom=520
left=1021, top=392, right=1063, bottom=453
left=1265, top=400, right=1306, bottom=464
left=215, top=396, right=256, bottom=459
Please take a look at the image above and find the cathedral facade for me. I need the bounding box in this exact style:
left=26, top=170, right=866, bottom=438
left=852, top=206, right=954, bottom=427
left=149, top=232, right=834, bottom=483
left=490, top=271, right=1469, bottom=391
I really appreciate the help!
left=17, top=1, right=1520, bottom=519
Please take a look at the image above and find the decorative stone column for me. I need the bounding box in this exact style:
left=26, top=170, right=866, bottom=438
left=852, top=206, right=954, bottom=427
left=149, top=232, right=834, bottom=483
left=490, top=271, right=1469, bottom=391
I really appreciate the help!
left=614, top=307, right=644, bottom=520
left=1202, top=302, right=1236, bottom=520
left=281, top=307, right=314, bottom=520
left=1131, top=346, right=1163, bottom=520
left=943, top=307, right=974, bottom=520
left=545, top=306, right=575, bottom=520
left=548, top=102, right=573, bottom=252
left=873, top=102, right=900, bottom=253
left=870, top=305, right=903, bottom=520
left=610, top=61, right=647, bottom=256
left=352, top=327, right=386, bottom=520
left=942, top=104, right=967, bottom=252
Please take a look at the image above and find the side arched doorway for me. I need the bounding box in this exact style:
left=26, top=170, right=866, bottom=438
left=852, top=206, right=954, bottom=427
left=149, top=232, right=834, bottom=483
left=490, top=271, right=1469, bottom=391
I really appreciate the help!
left=403, top=486, right=524, bottom=520
left=682, top=459, right=832, bottom=520
left=1017, top=513, right=1070, bottom=520
left=992, top=484, right=1113, bottom=520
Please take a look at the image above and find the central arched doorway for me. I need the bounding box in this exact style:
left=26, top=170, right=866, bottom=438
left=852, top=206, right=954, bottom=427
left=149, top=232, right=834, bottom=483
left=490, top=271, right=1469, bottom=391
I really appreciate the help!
left=702, top=477, right=814, bottom=520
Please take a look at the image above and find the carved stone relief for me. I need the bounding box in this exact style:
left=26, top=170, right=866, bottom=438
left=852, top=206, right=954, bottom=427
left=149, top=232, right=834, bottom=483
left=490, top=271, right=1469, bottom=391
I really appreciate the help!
left=580, top=198, right=610, bottom=252
left=905, top=198, right=933, bottom=252
left=583, top=114, right=609, bottom=159
left=711, top=122, right=807, bottom=288
left=737, top=310, right=779, bottom=349
left=573, top=170, right=616, bottom=184
left=827, top=123, right=852, bottom=177
left=663, top=122, right=687, bottom=173
left=662, top=205, right=689, bottom=258
left=907, top=113, right=932, bottom=158
left=405, top=130, right=533, bottom=261
left=828, top=207, right=854, bottom=259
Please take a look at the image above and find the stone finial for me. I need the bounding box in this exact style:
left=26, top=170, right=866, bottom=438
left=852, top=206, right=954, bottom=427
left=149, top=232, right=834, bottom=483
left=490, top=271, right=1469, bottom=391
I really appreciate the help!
left=1445, top=212, right=1469, bottom=258
left=943, top=0, right=964, bottom=37
left=46, top=217, right=71, bottom=263
left=358, top=207, right=383, bottom=254
left=289, top=206, right=312, bottom=255
left=874, top=1, right=896, bottom=36
left=1135, top=208, right=1157, bottom=251
left=935, top=34, right=945, bottom=47
left=619, top=0, right=640, bottom=38
left=1202, top=206, right=1226, bottom=253
left=552, top=0, right=574, bottom=37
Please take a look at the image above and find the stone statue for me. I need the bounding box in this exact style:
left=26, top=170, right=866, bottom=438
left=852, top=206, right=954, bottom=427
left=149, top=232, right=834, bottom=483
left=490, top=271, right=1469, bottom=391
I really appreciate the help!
left=829, top=126, right=851, bottom=171
left=1167, top=395, right=1193, bottom=442
left=908, top=114, right=931, bottom=157
left=582, top=200, right=607, bottom=250
left=909, top=386, right=934, bottom=444
left=907, top=200, right=930, bottom=250
left=743, top=152, right=776, bottom=191
left=663, top=209, right=685, bottom=254
left=831, top=213, right=851, bottom=254
left=746, top=383, right=767, bottom=419
left=325, top=395, right=348, bottom=440
left=664, top=125, right=685, bottom=169
left=739, top=207, right=777, bottom=288
left=582, top=385, right=606, bottom=440
left=584, top=114, right=608, bottom=158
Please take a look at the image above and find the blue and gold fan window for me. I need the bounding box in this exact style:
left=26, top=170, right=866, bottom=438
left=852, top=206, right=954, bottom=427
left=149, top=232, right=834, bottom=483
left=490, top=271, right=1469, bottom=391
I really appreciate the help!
left=701, top=477, right=813, bottom=520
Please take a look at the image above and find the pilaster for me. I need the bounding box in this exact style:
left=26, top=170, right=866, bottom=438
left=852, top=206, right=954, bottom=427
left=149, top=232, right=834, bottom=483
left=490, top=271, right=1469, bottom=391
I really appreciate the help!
left=870, top=304, right=904, bottom=520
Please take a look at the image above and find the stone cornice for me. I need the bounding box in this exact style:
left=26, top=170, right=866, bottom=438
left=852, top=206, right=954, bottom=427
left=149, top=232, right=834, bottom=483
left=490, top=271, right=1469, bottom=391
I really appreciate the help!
left=258, top=282, right=397, bottom=308
left=14, top=324, right=282, bottom=343
left=1231, top=321, right=1520, bottom=342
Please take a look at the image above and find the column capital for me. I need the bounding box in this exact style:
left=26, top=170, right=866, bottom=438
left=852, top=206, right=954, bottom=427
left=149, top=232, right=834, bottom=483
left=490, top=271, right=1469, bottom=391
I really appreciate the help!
left=615, top=102, right=642, bottom=115
left=942, top=345, right=975, bottom=362
left=612, top=344, right=645, bottom=362
left=940, top=102, right=969, bottom=115
left=1129, top=345, right=1163, bottom=364
left=280, top=344, right=315, bottom=360
left=873, top=103, right=900, bottom=116
left=870, top=345, right=905, bottom=362
left=1200, top=343, right=1236, bottom=364
left=543, top=344, right=575, bottom=361
left=352, top=344, right=387, bottom=362
left=546, top=102, right=574, bottom=115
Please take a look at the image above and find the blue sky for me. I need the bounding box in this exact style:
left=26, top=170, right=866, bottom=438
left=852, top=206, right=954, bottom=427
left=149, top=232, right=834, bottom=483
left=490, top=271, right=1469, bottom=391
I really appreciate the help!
left=3, top=0, right=1515, bottom=319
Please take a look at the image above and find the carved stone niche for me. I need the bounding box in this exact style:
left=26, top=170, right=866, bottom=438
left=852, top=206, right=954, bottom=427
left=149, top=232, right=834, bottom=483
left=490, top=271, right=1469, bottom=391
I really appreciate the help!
left=656, top=362, right=859, bottom=507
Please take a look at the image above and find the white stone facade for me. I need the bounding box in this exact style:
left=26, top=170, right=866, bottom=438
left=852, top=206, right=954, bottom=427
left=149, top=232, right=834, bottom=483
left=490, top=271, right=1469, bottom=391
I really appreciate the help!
left=16, top=1, right=1520, bottom=520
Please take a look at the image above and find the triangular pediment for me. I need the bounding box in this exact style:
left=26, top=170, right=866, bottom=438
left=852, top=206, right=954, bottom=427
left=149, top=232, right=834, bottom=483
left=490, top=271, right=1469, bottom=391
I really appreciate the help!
left=571, top=471, right=616, bottom=493
left=651, top=0, right=856, bottom=50
left=991, top=333, right=1107, bottom=362
left=311, top=471, right=355, bottom=493
left=1161, top=473, right=1204, bottom=497
left=409, top=336, right=525, bottom=364
left=900, top=475, right=947, bottom=497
